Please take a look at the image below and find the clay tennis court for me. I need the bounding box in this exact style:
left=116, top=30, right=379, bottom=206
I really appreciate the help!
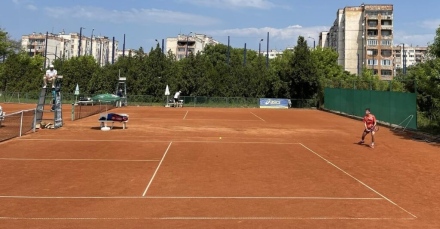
left=0, top=103, right=439, bottom=228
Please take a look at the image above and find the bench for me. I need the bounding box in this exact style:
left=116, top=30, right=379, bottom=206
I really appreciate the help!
left=99, top=113, right=129, bottom=130
left=166, top=100, right=184, bottom=108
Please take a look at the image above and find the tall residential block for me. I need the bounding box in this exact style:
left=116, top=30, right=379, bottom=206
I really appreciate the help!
left=321, top=4, right=394, bottom=79
left=166, top=33, right=219, bottom=60
left=21, top=31, right=118, bottom=67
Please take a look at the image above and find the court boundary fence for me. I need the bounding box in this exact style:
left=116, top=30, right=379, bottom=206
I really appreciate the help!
left=1, top=91, right=317, bottom=109
left=323, top=88, right=417, bottom=130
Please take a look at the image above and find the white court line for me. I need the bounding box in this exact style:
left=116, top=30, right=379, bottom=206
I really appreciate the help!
left=183, top=111, right=189, bottom=120
left=0, top=158, right=159, bottom=162
left=184, top=119, right=260, bottom=122
left=126, top=117, right=184, bottom=120
left=299, top=143, right=417, bottom=219
left=142, top=142, right=173, bottom=197
left=17, top=139, right=301, bottom=145
left=250, top=112, right=265, bottom=122
left=0, top=196, right=383, bottom=200
left=0, top=216, right=416, bottom=221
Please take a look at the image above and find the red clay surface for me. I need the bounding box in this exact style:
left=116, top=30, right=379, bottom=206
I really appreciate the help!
left=0, top=103, right=440, bottom=228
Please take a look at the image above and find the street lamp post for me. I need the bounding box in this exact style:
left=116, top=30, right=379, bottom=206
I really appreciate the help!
left=308, top=36, right=315, bottom=49
left=357, top=53, right=360, bottom=76
left=2, top=32, right=7, bottom=63
left=402, top=44, right=406, bottom=75
left=258, top=38, right=264, bottom=56
left=397, top=44, right=406, bottom=76
left=78, top=27, right=85, bottom=57
left=44, top=31, right=48, bottom=69
left=155, top=39, right=161, bottom=56
left=185, top=32, right=193, bottom=58
left=372, top=53, right=375, bottom=75
left=89, top=28, right=94, bottom=56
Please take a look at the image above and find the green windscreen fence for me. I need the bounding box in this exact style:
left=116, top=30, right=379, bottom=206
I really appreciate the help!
left=324, top=88, right=417, bottom=130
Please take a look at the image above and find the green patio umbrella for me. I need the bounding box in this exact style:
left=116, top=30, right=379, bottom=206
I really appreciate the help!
left=92, top=93, right=121, bottom=103
left=92, top=94, right=121, bottom=131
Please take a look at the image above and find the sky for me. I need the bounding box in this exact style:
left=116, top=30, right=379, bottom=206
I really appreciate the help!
left=1, top=0, right=439, bottom=51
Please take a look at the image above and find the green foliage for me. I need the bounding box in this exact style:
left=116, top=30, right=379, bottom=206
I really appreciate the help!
left=429, top=26, right=440, bottom=58
left=403, top=58, right=440, bottom=133
left=287, top=36, right=319, bottom=99
left=1, top=52, right=43, bottom=92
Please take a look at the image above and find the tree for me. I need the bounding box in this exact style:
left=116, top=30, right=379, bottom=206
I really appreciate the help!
left=429, top=26, right=440, bottom=58
left=288, top=36, right=319, bottom=99
left=0, top=29, right=17, bottom=63
left=1, top=52, right=44, bottom=92
left=56, top=56, right=100, bottom=95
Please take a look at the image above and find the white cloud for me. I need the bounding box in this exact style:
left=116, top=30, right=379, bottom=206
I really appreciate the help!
left=26, top=4, right=37, bottom=11
left=394, top=30, right=434, bottom=46
left=43, top=6, right=220, bottom=26
left=179, top=0, right=279, bottom=9
left=12, top=0, right=38, bottom=10
left=421, top=19, right=440, bottom=30
left=209, top=25, right=328, bottom=43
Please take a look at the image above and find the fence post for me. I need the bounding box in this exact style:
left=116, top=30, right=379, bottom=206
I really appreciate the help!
left=19, top=111, right=24, bottom=137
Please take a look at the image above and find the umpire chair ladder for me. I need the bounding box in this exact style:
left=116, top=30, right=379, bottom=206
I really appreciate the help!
left=115, top=71, right=127, bottom=107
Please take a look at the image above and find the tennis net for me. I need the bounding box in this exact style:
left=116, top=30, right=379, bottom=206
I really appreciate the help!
left=0, top=108, right=36, bottom=142
left=72, top=101, right=117, bottom=121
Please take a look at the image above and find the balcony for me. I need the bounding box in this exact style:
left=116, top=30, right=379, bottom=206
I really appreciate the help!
left=366, top=14, right=378, bottom=19
left=380, top=15, right=393, bottom=20
left=381, top=30, right=393, bottom=38
left=367, top=20, right=378, bottom=28
left=367, top=29, right=379, bottom=37
left=177, top=41, right=196, bottom=47
left=381, top=49, right=393, bottom=58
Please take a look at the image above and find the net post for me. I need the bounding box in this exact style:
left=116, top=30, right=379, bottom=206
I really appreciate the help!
left=33, top=108, right=37, bottom=132
left=19, top=110, right=24, bottom=137
left=71, top=103, right=75, bottom=121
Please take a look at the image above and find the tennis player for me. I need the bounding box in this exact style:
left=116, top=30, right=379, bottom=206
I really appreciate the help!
left=358, top=108, right=377, bottom=148
left=173, top=91, right=181, bottom=107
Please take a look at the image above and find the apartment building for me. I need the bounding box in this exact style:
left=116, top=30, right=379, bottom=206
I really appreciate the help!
left=323, top=4, right=394, bottom=79
left=21, top=31, right=118, bottom=67
left=318, top=32, right=329, bottom=48
left=166, top=33, right=219, bottom=60
left=393, top=45, right=428, bottom=72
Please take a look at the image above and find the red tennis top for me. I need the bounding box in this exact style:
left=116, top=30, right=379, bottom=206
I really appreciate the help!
left=363, top=114, right=376, bottom=128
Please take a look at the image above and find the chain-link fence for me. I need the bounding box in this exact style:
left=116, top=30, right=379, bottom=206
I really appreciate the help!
left=1, top=91, right=318, bottom=109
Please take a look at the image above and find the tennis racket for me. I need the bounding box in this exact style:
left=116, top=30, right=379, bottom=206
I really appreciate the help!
left=369, top=125, right=379, bottom=132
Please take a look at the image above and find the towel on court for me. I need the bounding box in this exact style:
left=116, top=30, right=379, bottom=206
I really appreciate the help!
left=99, top=113, right=129, bottom=122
